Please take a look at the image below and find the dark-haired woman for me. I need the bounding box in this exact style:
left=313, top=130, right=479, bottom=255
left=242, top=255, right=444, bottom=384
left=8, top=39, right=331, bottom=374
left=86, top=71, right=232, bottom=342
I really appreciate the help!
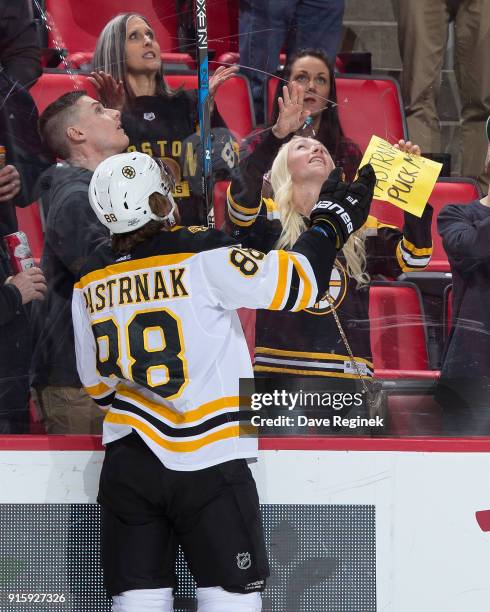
left=89, top=13, right=237, bottom=224
left=247, top=48, right=362, bottom=184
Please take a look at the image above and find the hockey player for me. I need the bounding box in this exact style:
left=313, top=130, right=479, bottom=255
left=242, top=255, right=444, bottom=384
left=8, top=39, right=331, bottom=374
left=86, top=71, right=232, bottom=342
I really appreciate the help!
left=72, top=151, right=375, bottom=611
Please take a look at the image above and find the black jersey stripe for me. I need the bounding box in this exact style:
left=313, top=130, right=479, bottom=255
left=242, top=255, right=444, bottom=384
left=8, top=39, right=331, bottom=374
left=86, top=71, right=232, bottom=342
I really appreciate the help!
left=284, top=265, right=300, bottom=311
left=112, top=396, right=253, bottom=438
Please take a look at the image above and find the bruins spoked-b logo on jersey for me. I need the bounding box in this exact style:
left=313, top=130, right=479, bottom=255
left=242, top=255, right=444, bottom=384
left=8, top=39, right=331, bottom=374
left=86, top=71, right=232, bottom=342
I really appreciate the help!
left=122, top=166, right=136, bottom=179
left=305, top=260, right=347, bottom=315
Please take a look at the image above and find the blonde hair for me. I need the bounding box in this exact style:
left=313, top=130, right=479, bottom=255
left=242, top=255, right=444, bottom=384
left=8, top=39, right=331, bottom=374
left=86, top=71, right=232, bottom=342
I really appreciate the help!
left=269, top=138, right=370, bottom=288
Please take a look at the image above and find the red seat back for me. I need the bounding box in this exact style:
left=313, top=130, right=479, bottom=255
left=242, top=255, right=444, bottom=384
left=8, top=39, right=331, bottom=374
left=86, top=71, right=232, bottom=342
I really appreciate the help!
left=429, top=179, right=481, bottom=272
left=45, top=0, right=177, bottom=54
left=65, top=51, right=195, bottom=70
left=166, top=73, right=254, bottom=139
left=213, top=180, right=229, bottom=230
left=30, top=73, right=98, bottom=114
left=267, top=75, right=407, bottom=151
left=369, top=283, right=429, bottom=371
left=16, top=202, right=44, bottom=262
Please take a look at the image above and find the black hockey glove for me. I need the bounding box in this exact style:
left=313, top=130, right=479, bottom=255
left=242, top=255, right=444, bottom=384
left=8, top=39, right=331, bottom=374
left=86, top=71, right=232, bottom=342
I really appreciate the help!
left=310, top=164, right=376, bottom=249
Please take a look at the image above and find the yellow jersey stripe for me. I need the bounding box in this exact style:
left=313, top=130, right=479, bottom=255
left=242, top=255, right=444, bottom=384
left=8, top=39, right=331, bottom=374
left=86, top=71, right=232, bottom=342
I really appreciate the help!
left=269, top=250, right=289, bottom=310
left=402, top=237, right=433, bottom=256
left=227, top=185, right=261, bottom=215
left=255, top=346, right=374, bottom=367
left=364, top=214, right=398, bottom=231
left=289, top=254, right=313, bottom=312
left=396, top=243, right=428, bottom=272
left=117, top=387, right=239, bottom=425
left=253, top=365, right=371, bottom=379
left=76, top=253, right=194, bottom=288
left=228, top=211, right=255, bottom=227
left=85, top=382, right=112, bottom=397
left=106, top=412, right=240, bottom=452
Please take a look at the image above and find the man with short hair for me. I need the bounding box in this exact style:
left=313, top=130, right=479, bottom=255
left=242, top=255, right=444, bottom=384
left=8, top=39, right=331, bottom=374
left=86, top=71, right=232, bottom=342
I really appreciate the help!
left=32, top=91, right=129, bottom=434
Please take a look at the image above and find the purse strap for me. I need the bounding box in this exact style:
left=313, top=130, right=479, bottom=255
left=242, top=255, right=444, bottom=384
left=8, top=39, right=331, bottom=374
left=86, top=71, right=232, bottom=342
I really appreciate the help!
left=325, top=293, right=378, bottom=410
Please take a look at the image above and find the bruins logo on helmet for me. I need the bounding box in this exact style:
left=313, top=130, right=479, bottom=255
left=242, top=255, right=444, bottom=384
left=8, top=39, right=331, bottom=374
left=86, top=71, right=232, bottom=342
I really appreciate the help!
left=305, top=260, right=348, bottom=315
left=122, top=165, right=136, bottom=179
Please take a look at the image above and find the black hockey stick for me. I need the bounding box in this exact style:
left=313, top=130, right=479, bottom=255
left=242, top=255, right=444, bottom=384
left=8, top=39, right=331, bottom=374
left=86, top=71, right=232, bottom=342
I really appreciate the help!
left=195, top=0, right=214, bottom=227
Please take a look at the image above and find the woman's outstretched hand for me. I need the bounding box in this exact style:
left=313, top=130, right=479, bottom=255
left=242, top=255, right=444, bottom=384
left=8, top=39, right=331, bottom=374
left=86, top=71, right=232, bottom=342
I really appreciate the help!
left=272, top=82, right=310, bottom=139
left=88, top=71, right=125, bottom=112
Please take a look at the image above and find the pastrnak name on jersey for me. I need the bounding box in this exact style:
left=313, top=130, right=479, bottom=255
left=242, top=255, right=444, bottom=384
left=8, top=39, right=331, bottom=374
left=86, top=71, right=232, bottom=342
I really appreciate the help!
left=83, top=267, right=189, bottom=314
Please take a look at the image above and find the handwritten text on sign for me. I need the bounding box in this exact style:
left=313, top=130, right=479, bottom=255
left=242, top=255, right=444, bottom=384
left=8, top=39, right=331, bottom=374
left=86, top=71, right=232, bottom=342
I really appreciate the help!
left=359, top=136, right=442, bottom=217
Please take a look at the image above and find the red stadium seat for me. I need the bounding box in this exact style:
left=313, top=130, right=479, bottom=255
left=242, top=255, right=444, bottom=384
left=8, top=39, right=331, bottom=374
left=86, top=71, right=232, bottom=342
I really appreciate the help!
left=166, top=73, right=255, bottom=139
left=64, top=51, right=196, bottom=71
left=213, top=180, right=229, bottom=230
left=443, top=284, right=453, bottom=340
left=428, top=178, right=482, bottom=272
left=215, top=52, right=344, bottom=72
left=45, top=0, right=178, bottom=54
left=16, top=202, right=44, bottom=263
left=30, top=72, right=98, bottom=114
left=266, top=75, right=407, bottom=152
left=369, top=282, right=432, bottom=375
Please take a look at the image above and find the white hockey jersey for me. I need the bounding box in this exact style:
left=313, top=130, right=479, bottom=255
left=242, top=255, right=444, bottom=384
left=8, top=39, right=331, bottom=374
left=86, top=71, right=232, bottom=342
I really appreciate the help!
left=72, top=226, right=326, bottom=471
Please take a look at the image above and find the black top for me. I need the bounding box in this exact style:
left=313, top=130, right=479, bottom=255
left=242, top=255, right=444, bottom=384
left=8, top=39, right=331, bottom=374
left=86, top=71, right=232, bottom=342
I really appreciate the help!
left=437, top=200, right=490, bottom=402
left=0, top=0, right=42, bottom=89
left=31, top=164, right=109, bottom=387
left=0, top=237, right=31, bottom=385
left=0, top=71, right=50, bottom=235
left=122, top=89, right=226, bottom=225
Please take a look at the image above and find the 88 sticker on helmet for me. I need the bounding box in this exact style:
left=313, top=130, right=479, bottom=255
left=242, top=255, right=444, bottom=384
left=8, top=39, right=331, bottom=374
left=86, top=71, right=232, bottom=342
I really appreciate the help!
left=89, top=152, right=177, bottom=234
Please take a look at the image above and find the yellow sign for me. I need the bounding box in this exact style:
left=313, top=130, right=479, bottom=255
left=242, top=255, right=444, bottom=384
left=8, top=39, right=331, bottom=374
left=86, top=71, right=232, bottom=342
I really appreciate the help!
left=359, top=136, right=442, bottom=217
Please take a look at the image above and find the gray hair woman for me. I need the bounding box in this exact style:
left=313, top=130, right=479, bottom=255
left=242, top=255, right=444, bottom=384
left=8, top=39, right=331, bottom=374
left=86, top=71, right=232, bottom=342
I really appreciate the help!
left=89, top=13, right=236, bottom=225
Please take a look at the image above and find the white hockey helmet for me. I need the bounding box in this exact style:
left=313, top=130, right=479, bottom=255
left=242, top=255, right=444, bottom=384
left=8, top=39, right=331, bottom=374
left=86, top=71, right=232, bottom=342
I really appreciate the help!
left=89, top=152, right=177, bottom=234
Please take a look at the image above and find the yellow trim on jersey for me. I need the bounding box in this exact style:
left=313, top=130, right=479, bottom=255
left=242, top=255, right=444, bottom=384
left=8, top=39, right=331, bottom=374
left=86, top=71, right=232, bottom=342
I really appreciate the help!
left=85, top=382, right=112, bottom=397
left=363, top=215, right=396, bottom=231
left=401, top=237, right=433, bottom=256
left=75, top=253, right=194, bottom=289
left=269, top=250, right=289, bottom=310
left=396, top=242, right=431, bottom=272
left=227, top=185, right=261, bottom=215
left=106, top=412, right=240, bottom=452
left=253, top=365, right=371, bottom=379
left=255, top=346, right=374, bottom=367
left=227, top=214, right=255, bottom=227
left=117, top=386, right=239, bottom=425
left=289, top=254, right=312, bottom=311
left=263, top=197, right=278, bottom=214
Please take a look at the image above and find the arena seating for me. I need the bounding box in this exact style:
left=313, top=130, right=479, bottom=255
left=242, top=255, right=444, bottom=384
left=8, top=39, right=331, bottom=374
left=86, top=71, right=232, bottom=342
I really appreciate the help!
left=165, top=73, right=255, bottom=139
left=44, top=0, right=178, bottom=54
left=215, top=52, right=344, bottom=72
left=266, top=75, right=408, bottom=152
left=443, top=284, right=453, bottom=340
left=30, top=72, right=98, bottom=113
left=16, top=203, right=44, bottom=263
left=369, top=282, right=437, bottom=379
left=64, top=51, right=196, bottom=71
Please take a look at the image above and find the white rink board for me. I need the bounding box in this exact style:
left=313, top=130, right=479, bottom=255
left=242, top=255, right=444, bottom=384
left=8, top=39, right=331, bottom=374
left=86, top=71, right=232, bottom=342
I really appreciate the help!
left=1, top=448, right=490, bottom=612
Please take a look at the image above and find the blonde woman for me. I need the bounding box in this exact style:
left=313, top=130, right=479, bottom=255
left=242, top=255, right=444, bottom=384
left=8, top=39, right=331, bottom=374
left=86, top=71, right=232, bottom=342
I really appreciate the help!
left=227, top=82, right=433, bottom=386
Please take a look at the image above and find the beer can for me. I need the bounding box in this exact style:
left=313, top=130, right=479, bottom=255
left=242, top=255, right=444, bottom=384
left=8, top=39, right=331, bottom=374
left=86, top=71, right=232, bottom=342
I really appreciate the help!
left=4, top=231, right=35, bottom=273
left=0, top=145, right=6, bottom=169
